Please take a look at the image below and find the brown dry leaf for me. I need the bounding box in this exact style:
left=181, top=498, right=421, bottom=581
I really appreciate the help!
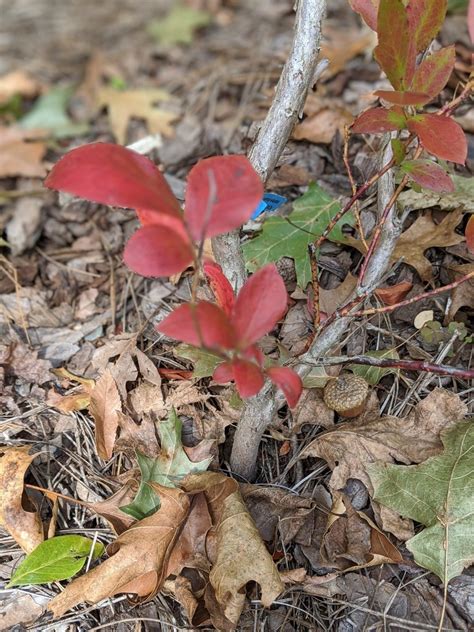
left=391, top=210, right=465, bottom=281
left=280, top=568, right=344, bottom=598
left=98, top=87, right=179, bottom=144
left=319, top=274, right=357, bottom=315
left=301, top=389, right=467, bottom=538
left=0, top=446, right=43, bottom=553
left=3, top=343, right=52, bottom=385
left=87, top=478, right=138, bottom=535
left=47, top=368, right=95, bottom=413
left=446, top=263, right=474, bottom=320
left=183, top=472, right=284, bottom=626
left=241, top=485, right=315, bottom=544
left=321, top=493, right=402, bottom=570
left=89, top=369, right=122, bottom=460
left=49, top=485, right=190, bottom=618
left=267, top=163, right=311, bottom=188
left=292, top=388, right=334, bottom=434
left=115, top=412, right=160, bottom=458
left=0, top=70, right=39, bottom=104
left=0, top=126, right=46, bottom=178
left=321, top=26, right=375, bottom=78
left=293, top=95, right=353, bottom=144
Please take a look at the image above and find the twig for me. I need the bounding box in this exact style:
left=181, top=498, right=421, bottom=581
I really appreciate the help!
left=303, top=355, right=474, bottom=380
left=211, top=0, right=327, bottom=292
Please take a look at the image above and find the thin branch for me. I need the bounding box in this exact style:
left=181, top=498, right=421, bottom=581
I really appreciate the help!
left=211, top=0, right=327, bottom=292
left=303, top=355, right=474, bottom=380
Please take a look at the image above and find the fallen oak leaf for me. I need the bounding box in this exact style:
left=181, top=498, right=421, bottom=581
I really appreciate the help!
left=182, top=472, right=284, bottom=627
left=369, top=420, right=474, bottom=584
left=98, top=87, right=179, bottom=144
left=48, top=485, right=190, bottom=618
left=0, top=446, right=44, bottom=553
left=301, top=389, right=467, bottom=539
left=0, top=126, right=46, bottom=178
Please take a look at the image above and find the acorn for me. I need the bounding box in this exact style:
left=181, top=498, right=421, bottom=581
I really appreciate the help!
left=323, top=374, right=369, bottom=418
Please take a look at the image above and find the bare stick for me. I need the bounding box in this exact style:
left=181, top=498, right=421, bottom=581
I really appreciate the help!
left=230, top=139, right=400, bottom=480
left=303, top=355, right=474, bottom=380
left=211, top=0, right=327, bottom=292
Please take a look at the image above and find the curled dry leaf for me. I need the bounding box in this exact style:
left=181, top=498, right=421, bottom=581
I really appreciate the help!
left=48, top=485, right=190, bottom=618
left=301, top=389, right=467, bottom=539
left=182, top=472, right=284, bottom=626
left=88, top=369, right=122, bottom=460
left=0, top=446, right=44, bottom=553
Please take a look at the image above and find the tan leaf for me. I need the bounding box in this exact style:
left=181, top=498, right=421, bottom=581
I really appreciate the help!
left=291, top=388, right=334, bottom=433
left=98, top=87, right=179, bottom=144
left=319, top=273, right=358, bottom=316
left=447, top=263, right=474, bottom=320
left=321, top=26, right=375, bottom=78
left=280, top=568, right=344, bottom=598
left=0, top=126, right=46, bottom=178
left=0, top=447, right=43, bottom=553
left=321, top=492, right=402, bottom=570
left=301, top=389, right=467, bottom=538
left=391, top=210, right=465, bottom=281
left=48, top=485, right=190, bottom=618
left=89, top=370, right=122, bottom=460
left=87, top=478, right=138, bottom=535
left=293, top=98, right=353, bottom=145
left=183, top=472, right=284, bottom=626
left=0, top=70, right=39, bottom=104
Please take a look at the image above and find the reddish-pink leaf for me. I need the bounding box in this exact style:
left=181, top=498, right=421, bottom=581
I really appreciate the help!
left=401, top=159, right=455, bottom=193
left=352, top=107, right=406, bottom=134
left=203, top=260, right=235, bottom=317
left=406, top=0, right=447, bottom=53
left=157, top=302, right=235, bottom=350
left=466, top=215, right=474, bottom=255
left=348, top=0, right=379, bottom=30
left=374, top=90, right=431, bottom=106
left=123, top=223, right=194, bottom=277
left=267, top=367, right=303, bottom=408
left=45, top=143, right=181, bottom=218
left=232, top=264, right=288, bottom=347
left=213, top=361, right=235, bottom=384
left=184, top=155, right=263, bottom=242
left=407, top=114, right=467, bottom=164
left=410, top=46, right=455, bottom=98
left=375, top=0, right=416, bottom=89
left=232, top=359, right=265, bottom=398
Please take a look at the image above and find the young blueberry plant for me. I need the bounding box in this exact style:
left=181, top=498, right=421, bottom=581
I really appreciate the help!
left=45, top=144, right=303, bottom=407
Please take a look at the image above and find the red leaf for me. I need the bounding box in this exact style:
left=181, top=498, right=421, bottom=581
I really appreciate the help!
left=45, top=143, right=181, bottom=218
left=232, top=264, right=288, bottom=347
left=406, top=0, right=447, bottom=53
left=123, top=222, right=194, bottom=277
left=232, top=359, right=264, bottom=398
left=466, top=215, right=474, bottom=255
left=375, top=281, right=413, bottom=306
left=401, top=159, right=455, bottom=193
left=348, top=0, right=379, bottom=30
left=203, top=261, right=235, bottom=317
left=407, top=114, right=467, bottom=164
left=352, top=107, right=406, bottom=134
left=157, top=302, right=235, bottom=350
left=184, top=155, right=263, bottom=242
left=375, top=0, right=416, bottom=89
left=374, top=90, right=431, bottom=106
left=213, top=361, right=235, bottom=384
left=267, top=367, right=303, bottom=408
left=410, top=46, right=455, bottom=98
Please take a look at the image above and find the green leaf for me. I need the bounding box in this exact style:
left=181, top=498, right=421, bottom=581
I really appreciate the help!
left=19, top=87, right=89, bottom=138
left=148, top=5, right=211, bottom=46
left=121, top=409, right=212, bottom=520
left=243, top=183, right=353, bottom=288
left=349, top=349, right=399, bottom=385
left=368, top=420, right=474, bottom=583
left=8, top=536, right=104, bottom=587
left=302, top=366, right=331, bottom=389
left=174, top=343, right=221, bottom=379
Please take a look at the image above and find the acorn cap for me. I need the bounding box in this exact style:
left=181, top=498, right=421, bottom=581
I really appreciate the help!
left=323, top=374, right=369, bottom=418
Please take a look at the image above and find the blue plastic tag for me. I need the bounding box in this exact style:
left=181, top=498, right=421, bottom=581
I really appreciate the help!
left=251, top=192, right=287, bottom=220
